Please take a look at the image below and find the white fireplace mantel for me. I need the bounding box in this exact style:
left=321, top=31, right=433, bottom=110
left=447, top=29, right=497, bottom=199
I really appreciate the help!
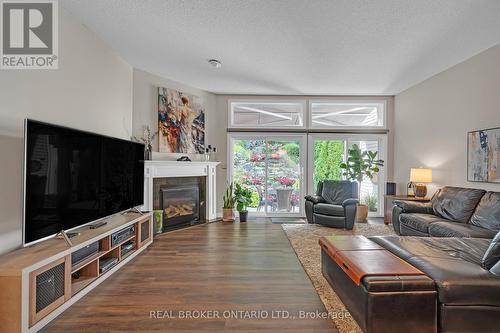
left=142, top=160, right=220, bottom=221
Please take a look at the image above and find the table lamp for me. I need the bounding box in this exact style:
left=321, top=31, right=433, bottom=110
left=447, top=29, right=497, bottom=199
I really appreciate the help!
left=410, top=168, right=432, bottom=198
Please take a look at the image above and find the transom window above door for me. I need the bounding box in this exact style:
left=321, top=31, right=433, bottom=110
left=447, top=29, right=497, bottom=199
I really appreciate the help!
left=229, top=99, right=387, bottom=130
left=309, top=101, right=385, bottom=128
left=229, top=100, right=306, bottom=128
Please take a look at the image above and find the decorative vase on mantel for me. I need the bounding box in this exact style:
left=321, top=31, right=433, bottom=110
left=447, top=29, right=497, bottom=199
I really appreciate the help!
left=144, top=144, right=152, bottom=160
left=131, top=126, right=157, bottom=161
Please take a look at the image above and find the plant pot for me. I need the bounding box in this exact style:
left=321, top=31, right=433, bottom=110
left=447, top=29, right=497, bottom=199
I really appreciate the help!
left=222, top=208, right=235, bottom=222
left=356, top=204, right=369, bottom=223
left=153, top=210, right=163, bottom=235
left=239, top=210, right=248, bottom=222
left=276, top=188, right=293, bottom=212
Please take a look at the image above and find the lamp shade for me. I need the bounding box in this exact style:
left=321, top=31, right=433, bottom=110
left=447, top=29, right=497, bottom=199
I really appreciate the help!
left=410, top=168, right=432, bottom=183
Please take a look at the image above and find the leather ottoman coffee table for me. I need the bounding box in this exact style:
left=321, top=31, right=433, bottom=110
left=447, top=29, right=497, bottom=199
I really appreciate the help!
left=319, top=235, right=437, bottom=333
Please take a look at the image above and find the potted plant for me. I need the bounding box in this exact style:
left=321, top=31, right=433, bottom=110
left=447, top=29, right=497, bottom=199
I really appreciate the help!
left=363, top=194, right=378, bottom=212
left=340, top=144, right=384, bottom=222
left=222, top=182, right=236, bottom=222
left=290, top=193, right=300, bottom=208
left=234, top=183, right=253, bottom=222
left=275, top=177, right=296, bottom=211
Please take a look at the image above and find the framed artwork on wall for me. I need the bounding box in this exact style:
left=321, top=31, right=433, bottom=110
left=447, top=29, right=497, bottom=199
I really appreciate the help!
left=467, top=127, right=500, bottom=183
left=158, top=87, right=205, bottom=154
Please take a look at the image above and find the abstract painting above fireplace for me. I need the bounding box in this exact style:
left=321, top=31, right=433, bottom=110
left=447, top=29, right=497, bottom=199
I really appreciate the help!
left=158, top=87, right=206, bottom=154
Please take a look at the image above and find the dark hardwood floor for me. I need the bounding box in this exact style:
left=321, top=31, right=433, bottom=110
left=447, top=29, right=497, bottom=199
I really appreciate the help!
left=42, top=220, right=337, bottom=332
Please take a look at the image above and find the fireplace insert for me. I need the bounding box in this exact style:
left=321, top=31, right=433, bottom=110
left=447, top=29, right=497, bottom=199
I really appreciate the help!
left=161, top=185, right=200, bottom=231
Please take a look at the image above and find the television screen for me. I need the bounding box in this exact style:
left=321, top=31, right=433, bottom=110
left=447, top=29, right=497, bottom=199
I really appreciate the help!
left=24, top=120, right=145, bottom=245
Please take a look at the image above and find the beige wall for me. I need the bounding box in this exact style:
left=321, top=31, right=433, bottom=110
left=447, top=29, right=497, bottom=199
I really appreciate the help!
left=131, top=69, right=225, bottom=213
left=394, top=43, right=500, bottom=195
left=0, top=9, right=133, bottom=254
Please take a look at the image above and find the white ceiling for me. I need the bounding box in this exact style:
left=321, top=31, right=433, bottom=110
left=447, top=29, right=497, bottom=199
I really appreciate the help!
left=61, top=0, right=500, bottom=95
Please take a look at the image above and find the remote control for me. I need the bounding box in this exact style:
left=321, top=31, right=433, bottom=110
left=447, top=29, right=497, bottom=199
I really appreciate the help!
left=90, top=221, right=107, bottom=229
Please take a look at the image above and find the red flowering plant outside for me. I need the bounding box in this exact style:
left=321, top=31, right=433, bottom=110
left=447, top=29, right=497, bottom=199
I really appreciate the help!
left=250, top=153, right=266, bottom=162
left=275, top=177, right=296, bottom=188
left=267, top=194, right=277, bottom=203
left=290, top=194, right=300, bottom=206
left=242, top=175, right=263, bottom=186
left=250, top=178, right=263, bottom=185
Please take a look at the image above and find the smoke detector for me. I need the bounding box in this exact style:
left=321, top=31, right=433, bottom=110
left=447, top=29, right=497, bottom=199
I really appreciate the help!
left=208, top=59, right=222, bottom=68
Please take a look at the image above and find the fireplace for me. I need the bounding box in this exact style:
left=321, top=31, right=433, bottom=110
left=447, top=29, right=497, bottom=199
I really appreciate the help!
left=153, top=176, right=206, bottom=232
left=161, top=185, right=199, bottom=230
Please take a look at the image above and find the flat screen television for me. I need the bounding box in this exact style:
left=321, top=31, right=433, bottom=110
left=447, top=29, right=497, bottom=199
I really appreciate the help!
left=23, top=119, right=145, bottom=245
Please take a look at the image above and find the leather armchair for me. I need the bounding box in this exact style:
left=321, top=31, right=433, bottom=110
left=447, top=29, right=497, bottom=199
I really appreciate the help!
left=304, top=180, right=358, bottom=229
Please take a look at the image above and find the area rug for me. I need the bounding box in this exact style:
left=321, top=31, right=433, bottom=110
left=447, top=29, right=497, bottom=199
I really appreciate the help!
left=271, top=217, right=306, bottom=224
left=282, top=223, right=396, bottom=333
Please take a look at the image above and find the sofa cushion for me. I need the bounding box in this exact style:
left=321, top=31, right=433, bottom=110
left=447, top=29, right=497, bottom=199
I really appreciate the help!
left=482, top=232, right=500, bottom=270
left=470, top=192, right=500, bottom=232
left=316, top=181, right=324, bottom=196
left=428, top=221, right=498, bottom=239
left=399, top=213, right=447, bottom=234
left=394, top=200, right=433, bottom=214
left=314, top=203, right=344, bottom=216
left=431, top=187, right=486, bottom=223
left=370, top=236, right=500, bottom=306
left=321, top=180, right=354, bottom=205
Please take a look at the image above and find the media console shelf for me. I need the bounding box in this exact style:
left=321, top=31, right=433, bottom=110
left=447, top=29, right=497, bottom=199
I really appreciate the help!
left=0, top=212, right=153, bottom=333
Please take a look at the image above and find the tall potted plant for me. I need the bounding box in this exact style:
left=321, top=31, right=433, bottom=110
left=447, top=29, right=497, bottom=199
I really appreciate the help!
left=340, top=144, right=384, bottom=222
left=234, top=183, right=253, bottom=222
left=276, top=177, right=295, bottom=212
left=222, top=182, right=236, bottom=222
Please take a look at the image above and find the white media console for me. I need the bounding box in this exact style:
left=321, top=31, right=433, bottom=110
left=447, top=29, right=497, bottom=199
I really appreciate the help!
left=0, top=212, right=153, bottom=333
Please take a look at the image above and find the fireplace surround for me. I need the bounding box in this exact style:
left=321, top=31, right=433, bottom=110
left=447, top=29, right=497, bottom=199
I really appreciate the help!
left=141, top=160, right=220, bottom=230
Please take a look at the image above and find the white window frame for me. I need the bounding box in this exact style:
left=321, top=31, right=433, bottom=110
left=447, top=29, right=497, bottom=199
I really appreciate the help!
left=307, top=133, right=388, bottom=217
left=308, top=100, right=387, bottom=130
left=227, top=132, right=307, bottom=217
left=228, top=99, right=307, bottom=130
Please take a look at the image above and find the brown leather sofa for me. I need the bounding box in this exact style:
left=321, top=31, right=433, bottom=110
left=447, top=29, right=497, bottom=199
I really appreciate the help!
left=392, top=186, right=500, bottom=238
left=321, top=232, right=500, bottom=333
left=370, top=235, right=500, bottom=333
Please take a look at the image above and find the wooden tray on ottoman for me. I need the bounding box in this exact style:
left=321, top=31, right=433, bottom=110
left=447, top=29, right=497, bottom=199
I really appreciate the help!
left=319, top=235, right=424, bottom=285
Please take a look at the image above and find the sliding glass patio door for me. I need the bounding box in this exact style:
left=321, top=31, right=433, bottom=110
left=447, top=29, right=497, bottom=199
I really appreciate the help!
left=308, top=134, right=387, bottom=217
left=228, top=133, right=306, bottom=217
